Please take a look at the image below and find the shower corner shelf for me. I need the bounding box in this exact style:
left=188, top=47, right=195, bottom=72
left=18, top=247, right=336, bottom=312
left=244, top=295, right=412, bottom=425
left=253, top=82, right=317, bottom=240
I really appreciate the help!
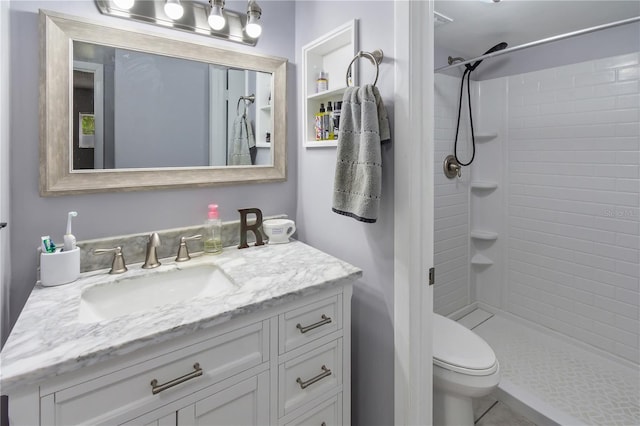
left=475, top=133, right=498, bottom=143
left=471, top=254, right=494, bottom=266
left=470, top=230, right=498, bottom=241
left=471, top=180, right=498, bottom=190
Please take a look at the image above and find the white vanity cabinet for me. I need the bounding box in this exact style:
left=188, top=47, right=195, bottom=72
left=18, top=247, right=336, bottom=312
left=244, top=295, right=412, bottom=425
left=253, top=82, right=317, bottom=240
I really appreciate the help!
left=7, top=285, right=352, bottom=426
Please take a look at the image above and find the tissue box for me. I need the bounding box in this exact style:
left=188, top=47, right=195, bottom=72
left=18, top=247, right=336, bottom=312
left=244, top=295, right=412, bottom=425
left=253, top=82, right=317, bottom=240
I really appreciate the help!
left=40, top=248, right=80, bottom=287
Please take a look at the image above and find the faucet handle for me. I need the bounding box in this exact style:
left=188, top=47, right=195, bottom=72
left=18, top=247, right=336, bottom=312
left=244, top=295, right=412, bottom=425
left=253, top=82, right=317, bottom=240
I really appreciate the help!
left=93, top=246, right=128, bottom=274
left=176, top=234, right=202, bottom=262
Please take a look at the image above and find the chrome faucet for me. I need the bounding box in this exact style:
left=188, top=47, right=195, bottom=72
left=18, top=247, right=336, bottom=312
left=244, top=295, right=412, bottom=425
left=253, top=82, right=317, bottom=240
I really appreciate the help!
left=142, top=232, right=161, bottom=269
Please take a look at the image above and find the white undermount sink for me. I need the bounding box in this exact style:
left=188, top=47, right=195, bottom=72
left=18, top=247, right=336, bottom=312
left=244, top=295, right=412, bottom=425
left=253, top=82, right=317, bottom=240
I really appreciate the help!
left=78, top=264, right=237, bottom=323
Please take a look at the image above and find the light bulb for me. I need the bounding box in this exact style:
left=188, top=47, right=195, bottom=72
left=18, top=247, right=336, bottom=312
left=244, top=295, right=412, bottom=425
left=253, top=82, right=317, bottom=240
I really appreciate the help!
left=245, top=1, right=262, bottom=39
left=245, top=21, right=262, bottom=38
left=164, top=0, right=184, bottom=20
left=208, top=5, right=226, bottom=30
left=113, top=0, right=134, bottom=10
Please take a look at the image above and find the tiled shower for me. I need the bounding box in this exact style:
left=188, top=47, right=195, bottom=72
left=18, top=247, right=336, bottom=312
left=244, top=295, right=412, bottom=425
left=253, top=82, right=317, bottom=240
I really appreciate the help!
left=434, top=53, right=639, bottom=424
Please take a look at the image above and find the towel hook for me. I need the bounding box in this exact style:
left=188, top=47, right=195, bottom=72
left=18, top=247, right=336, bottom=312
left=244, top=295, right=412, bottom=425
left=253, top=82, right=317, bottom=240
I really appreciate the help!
left=236, top=94, right=255, bottom=116
left=345, top=49, right=384, bottom=87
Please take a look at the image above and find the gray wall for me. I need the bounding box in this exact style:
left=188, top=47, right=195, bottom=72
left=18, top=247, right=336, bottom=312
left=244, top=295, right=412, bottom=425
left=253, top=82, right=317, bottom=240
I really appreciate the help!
left=436, top=21, right=640, bottom=81
left=6, top=0, right=297, bottom=343
left=294, top=3, right=395, bottom=425
left=476, top=21, right=640, bottom=80
left=114, top=50, right=210, bottom=168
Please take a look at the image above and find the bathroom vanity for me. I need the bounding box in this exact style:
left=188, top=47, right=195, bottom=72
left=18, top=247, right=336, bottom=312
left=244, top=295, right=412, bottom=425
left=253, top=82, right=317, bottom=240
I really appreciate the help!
left=1, top=241, right=361, bottom=425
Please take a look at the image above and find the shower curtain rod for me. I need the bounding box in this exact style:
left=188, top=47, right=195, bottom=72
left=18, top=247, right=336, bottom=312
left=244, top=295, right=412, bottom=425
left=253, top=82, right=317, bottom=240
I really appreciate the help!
left=435, top=15, right=640, bottom=72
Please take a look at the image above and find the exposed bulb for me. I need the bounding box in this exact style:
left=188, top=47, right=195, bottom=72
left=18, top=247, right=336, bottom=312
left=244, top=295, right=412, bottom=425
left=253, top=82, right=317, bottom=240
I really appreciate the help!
left=113, top=0, right=135, bottom=10
left=245, top=0, right=262, bottom=39
left=245, top=17, right=262, bottom=38
left=208, top=6, right=226, bottom=30
left=164, top=0, right=184, bottom=20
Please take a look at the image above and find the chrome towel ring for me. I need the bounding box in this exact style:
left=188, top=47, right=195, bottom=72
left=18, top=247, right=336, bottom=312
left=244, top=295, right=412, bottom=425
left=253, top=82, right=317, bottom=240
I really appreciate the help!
left=345, top=49, right=384, bottom=87
left=236, top=94, right=255, bottom=116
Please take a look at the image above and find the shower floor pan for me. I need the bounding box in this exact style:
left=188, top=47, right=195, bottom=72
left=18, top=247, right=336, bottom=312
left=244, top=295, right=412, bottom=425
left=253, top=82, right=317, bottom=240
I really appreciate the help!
left=458, top=309, right=640, bottom=426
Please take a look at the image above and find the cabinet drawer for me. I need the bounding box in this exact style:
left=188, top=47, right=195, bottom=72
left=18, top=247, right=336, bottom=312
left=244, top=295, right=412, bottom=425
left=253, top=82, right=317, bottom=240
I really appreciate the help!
left=279, top=295, right=342, bottom=354
left=49, top=321, right=267, bottom=425
left=279, top=338, right=342, bottom=417
left=285, top=393, right=342, bottom=426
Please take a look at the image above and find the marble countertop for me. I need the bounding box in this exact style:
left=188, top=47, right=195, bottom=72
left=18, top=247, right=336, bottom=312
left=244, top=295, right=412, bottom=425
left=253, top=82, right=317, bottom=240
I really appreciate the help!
left=0, top=241, right=361, bottom=392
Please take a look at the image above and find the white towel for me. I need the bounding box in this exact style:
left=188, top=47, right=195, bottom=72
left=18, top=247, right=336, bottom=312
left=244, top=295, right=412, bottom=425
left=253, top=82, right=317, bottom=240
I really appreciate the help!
left=332, top=84, right=390, bottom=223
left=229, top=114, right=256, bottom=166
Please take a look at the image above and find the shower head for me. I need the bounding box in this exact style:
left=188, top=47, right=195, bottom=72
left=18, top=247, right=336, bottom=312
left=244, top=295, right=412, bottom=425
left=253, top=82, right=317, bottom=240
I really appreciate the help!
left=465, top=42, right=508, bottom=72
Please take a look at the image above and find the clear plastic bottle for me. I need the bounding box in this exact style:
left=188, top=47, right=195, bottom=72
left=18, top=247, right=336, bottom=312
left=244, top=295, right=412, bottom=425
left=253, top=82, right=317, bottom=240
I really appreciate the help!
left=326, top=102, right=334, bottom=140
left=204, top=204, right=223, bottom=254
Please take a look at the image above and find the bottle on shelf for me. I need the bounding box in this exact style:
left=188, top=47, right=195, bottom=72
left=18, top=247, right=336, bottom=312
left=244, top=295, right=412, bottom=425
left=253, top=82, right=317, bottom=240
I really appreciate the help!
left=326, top=102, right=334, bottom=140
left=204, top=204, right=223, bottom=254
left=333, top=101, right=341, bottom=140
left=315, top=103, right=326, bottom=141
left=316, top=71, right=328, bottom=93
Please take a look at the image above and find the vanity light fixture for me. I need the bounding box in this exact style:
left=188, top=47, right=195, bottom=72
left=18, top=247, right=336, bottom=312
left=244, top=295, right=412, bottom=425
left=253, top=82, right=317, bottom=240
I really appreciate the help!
left=208, top=0, right=226, bottom=30
left=95, top=0, right=262, bottom=46
left=245, top=0, right=262, bottom=39
left=164, top=0, right=184, bottom=20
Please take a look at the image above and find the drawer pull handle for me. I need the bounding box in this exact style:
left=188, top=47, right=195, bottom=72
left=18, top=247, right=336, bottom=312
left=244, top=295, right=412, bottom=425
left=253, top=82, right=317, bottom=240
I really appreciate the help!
left=296, top=365, right=332, bottom=389
left=296, top=314, right=332, bottom=334
left=150, top=363, right=203, bottom=395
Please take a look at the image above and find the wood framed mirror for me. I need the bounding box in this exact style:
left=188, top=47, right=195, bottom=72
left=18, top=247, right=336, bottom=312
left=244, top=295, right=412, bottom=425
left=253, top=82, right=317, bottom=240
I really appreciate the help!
left=39, top=10, right=287, bottom=196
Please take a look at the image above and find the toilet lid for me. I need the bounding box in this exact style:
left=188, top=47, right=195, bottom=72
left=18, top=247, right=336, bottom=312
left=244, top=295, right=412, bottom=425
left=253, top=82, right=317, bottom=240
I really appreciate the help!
left=433, top=314, right=498, bottom=376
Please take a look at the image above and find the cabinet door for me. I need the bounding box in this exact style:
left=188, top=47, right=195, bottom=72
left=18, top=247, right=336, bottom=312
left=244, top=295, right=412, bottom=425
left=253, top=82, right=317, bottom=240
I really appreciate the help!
left=177, top=371, right=269, bottom=426
left=142, top=413, right=176, bottom=426
left=120, top=410, right=176, bottom=426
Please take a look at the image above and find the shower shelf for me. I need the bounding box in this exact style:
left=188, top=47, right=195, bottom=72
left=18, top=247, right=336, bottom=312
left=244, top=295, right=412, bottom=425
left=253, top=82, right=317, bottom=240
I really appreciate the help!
left=470, top=230, right=498, bottom=240
left=471, top=180, right=498, bottom=190
left=475, top=133, right=498, bottom=142
left=471, top=254, right=494, bottom=266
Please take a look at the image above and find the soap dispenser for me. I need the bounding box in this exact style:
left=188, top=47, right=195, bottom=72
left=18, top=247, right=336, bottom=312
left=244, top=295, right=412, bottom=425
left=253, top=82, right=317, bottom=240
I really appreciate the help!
left=204, top=204, right=223, bottom=254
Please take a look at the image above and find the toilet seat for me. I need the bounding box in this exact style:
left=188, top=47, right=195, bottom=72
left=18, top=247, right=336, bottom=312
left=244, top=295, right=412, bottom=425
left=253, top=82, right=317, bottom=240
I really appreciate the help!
left=433, top=314, right=498, bottom=376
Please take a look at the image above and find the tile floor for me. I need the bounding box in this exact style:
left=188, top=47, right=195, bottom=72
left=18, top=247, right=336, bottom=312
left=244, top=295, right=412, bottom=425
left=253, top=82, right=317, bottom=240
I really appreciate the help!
left=462, top=310, right=640, bottom=426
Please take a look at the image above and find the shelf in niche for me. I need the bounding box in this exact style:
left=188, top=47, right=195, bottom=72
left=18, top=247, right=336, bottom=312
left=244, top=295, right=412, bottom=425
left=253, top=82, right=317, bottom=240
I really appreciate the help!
left=256, top=142, right=271, bottom=148
left=471, top=254, right=494, bottom=266
left=470, top=230, right=498, bottom=241
left=305, top=140, right=338, bottom=148
left=475, top=133, right=498, bottom=142
left=307, top=86, right=348, bottom=101
left=302, top=20, right=357, bottom=149
left=471, top=180, right=498, bottom=190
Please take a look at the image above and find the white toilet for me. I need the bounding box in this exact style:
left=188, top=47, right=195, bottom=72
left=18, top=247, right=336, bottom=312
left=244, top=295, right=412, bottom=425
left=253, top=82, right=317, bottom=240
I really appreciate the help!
left=432, top=313, right=500, bottom=426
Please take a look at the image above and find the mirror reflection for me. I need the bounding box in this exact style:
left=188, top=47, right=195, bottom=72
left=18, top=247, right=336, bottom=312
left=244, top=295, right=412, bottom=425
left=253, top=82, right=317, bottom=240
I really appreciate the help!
left=72, top=41, right=273, bottom=170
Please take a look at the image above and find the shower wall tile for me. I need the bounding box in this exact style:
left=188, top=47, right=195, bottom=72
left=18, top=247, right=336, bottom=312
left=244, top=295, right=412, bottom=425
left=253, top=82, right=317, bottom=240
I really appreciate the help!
left=502, top=53, right=640, bottom=363
left=433, top=74, right=471, bottom=316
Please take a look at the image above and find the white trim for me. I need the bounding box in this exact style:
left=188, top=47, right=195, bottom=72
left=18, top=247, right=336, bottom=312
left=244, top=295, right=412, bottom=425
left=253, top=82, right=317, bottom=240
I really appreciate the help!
left=209, top=65, right=227, bottom=167
left=73, top=61, right=104, bottom=169
left=394, top=1, right=434, bottom=425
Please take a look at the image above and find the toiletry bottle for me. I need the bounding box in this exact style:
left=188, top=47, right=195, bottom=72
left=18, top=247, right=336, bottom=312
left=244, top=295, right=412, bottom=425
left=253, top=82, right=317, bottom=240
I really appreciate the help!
left=333, top=101, right=341, bottom=139
left=204, top=204, right=223, bottom=254
left=326, top=102, right=334, bottom=140
left=316, top=71, right=328, bottom=93
left=63, top=211, right=78, bottom=251
left=315, top=103, right=326, bottom=140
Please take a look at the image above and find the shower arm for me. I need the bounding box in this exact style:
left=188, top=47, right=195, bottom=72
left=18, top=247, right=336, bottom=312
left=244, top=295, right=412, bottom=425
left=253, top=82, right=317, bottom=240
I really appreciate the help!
left=436, top=15, right=640, bottom=72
